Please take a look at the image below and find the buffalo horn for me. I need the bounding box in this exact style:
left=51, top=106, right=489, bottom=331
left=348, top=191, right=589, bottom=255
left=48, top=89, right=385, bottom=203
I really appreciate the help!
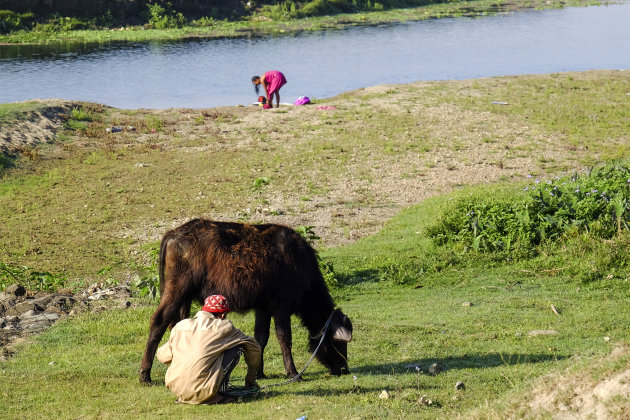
left=331, top=324, right=352, bottom=342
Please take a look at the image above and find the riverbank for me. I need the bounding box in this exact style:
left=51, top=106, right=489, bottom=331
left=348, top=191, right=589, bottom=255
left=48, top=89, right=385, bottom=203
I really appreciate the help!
left=0, top=0, right=606, bottom=44
left=1, top=70, right=628, bottom=284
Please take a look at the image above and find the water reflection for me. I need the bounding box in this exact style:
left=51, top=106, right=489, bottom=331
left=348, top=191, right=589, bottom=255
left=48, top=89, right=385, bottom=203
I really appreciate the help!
left=1, top=2, right=629, bottom=109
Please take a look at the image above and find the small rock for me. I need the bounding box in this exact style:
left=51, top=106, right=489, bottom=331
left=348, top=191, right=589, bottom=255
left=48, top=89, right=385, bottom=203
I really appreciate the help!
left=14, top=301, right=42, bottom=315
left=31, top=295, right=54, bottom=308
left=57, top=287, right=74, bottom=296
left=528, top=330, right=558, bottom=337
left=5, top=284, right=26, bottom=297
left=69, top=310, right=77, bottom=317
left=0, top=318, right=5, bottom=328
left=455, top=381, right=465, bottom=390
left=48, top=361, right=56, bottom=366
left=44, top=306, right=63, bottom=316
left=19, top=309, right=38, bottom=320
left=604, top=336, right=611, bottom=342
left=120, top=300, right=131, bottom=309
left=461, top=302, right=473, bottom=307
left=428, top=363, right=442, bottom=375
left=379, top=389, right=390, bottom=399
left=418, top=395, right=433, bottom=406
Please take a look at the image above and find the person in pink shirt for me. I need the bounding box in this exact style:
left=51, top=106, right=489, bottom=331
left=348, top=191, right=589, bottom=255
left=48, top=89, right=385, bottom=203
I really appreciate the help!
left=252, top=70, right=287, bottom=108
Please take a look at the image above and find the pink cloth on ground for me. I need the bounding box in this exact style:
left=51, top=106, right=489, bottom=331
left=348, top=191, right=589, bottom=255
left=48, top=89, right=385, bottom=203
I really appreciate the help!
left=264, top=71, right=287, bottom=96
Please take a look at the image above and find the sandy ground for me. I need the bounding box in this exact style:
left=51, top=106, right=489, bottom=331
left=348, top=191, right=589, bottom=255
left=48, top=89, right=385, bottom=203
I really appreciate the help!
left=510, top=346, right=630, bottom=419
left=0, top=99, right=79, bottom=153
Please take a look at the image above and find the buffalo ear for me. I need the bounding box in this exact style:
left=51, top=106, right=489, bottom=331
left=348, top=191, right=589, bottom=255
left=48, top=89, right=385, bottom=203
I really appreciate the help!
left=331, top=322, right=352, bottom=342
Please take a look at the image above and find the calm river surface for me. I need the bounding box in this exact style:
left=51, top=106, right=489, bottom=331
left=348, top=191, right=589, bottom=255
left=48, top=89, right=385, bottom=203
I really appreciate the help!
left=1, top=3, right=629, bottom=109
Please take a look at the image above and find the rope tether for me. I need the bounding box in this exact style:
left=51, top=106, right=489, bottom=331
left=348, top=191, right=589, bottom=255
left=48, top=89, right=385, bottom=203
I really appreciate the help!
left=223, top=310, right=336, bottom=397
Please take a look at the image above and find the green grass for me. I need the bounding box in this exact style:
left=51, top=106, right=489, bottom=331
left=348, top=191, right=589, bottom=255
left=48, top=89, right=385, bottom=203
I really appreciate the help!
left=446, top=73, right=630, bottom=162
left=0, top=0, right=604, bottom=44
left=0, top=102, right=47, bottom=126
left=1, top=191, right=628, bottom=418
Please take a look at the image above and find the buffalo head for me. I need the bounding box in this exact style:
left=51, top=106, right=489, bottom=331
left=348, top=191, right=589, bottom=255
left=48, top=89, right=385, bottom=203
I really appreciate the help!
left=312, top=308, right=353, bottom=376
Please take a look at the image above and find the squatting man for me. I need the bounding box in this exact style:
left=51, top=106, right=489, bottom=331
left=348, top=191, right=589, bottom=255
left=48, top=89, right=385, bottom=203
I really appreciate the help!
left=156, top=294, right=261, bottom=404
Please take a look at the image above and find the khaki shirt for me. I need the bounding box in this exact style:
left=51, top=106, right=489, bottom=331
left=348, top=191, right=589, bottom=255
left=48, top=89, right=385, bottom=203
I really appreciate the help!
left=156, top=311, right=261, bottom=404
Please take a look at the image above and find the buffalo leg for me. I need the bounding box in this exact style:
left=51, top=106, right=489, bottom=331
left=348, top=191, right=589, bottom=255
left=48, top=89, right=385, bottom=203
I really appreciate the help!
left=254, top=309, right=271, bottom=378
left=176, top=298, right=192, bottom=326
left=139, top=291, right=187, bottom=383
left=273, top=312, right=301, bottom=379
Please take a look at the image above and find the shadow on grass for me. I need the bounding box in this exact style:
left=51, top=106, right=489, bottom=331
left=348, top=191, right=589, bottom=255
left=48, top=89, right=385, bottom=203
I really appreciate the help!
left=352, top=352, right=569, bottom=376
left=0, top=152, right=17, bottom=170
left=248, top=353, right=569, bottom=398
left=337, top=268, right=382, bottom=286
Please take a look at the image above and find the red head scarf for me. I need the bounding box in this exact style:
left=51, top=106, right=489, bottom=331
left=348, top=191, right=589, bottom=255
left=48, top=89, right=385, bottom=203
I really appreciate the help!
left=202, top=295, right=230, bottom=313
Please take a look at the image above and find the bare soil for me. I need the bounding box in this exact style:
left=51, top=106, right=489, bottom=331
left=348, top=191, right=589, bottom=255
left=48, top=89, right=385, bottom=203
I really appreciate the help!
left=0, top=99, right=80, bottom=153
left=509, top=346, right=630, bottom=419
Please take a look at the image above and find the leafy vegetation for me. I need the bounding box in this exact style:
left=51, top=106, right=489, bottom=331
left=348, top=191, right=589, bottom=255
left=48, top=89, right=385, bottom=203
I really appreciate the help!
left=427, top=162, right=630, bottom=258
left=0, top=262, right=67, bottom=292
left=0, top=10, right=35, bottom=33
left=142, top=1, right=186, bottom=29
left=0, top=0, right=602, bottom=43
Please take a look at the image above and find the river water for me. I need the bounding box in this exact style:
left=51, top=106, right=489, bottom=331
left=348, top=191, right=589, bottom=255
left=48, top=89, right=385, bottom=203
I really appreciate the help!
left=1, top=3, right=629, bottom=109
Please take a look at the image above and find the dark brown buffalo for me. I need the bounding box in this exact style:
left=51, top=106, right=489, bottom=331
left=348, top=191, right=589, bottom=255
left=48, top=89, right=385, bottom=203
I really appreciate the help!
left=139, top=219, right=353, bottom=383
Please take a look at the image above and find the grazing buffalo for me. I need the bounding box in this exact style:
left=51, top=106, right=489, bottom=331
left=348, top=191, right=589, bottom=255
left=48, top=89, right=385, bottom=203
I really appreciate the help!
left=139, top=219, right=353, bottom=383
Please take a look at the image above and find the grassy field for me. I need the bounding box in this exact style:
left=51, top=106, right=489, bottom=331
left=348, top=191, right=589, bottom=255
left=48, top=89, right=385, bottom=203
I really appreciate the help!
left=0, top=0, right=604, bottom=44
left=1, top=71, right=629, bottom=417
left=0, top=192, right=629, bottom=418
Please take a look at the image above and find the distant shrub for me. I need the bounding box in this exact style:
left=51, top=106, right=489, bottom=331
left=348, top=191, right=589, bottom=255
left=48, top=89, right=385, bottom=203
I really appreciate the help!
left=191, top=16, right=215, bottom=27
left=70, top=107, right=93, bottom=121
left=34, top=16, right=91, bottom=32
left=143, top=2, right=186, bottom=29
left=259, top=1, right=298, bottom=19
left=0, top=10, right=35, bottom=34
left=427, top=162, right=630, bottom=258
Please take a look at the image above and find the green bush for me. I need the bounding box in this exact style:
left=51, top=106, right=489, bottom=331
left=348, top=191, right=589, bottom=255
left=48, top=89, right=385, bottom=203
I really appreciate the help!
left=143, top=2, right=186, bottom=29
left=0, top=10, right=35, bottom=34
left=70, top=107, right=94, bottom=122
left=427, top=162, right=630, bottom=258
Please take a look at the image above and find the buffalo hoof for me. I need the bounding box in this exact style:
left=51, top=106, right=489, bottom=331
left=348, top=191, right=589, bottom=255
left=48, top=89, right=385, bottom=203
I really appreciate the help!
left=139, top=370, right=152, bottom=385
left=290, top=374, right=304, bottom=382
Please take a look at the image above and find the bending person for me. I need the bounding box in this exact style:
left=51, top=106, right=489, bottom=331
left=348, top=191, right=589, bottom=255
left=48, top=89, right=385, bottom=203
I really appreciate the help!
left=156, top=295, right=261, bottom=405
left=252, top=70, right=287, bottom=108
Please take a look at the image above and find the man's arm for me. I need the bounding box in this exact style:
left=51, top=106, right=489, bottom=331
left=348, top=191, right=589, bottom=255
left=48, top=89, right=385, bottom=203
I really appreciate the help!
left=242, top=335, right=261, bottom=383
left=156, top=331, right=175, bottom=365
